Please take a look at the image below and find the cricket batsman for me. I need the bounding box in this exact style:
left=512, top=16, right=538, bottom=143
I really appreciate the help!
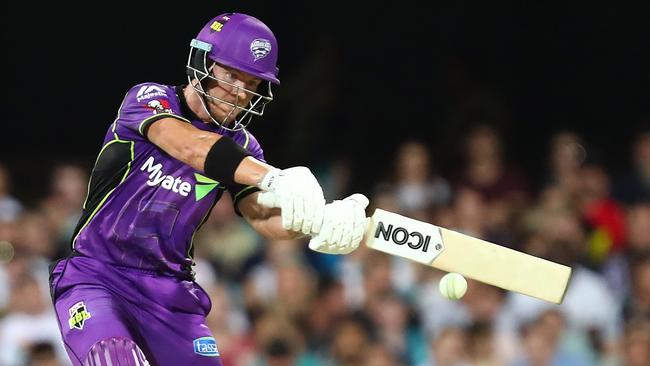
left=49, top=12, right=368, bottom=365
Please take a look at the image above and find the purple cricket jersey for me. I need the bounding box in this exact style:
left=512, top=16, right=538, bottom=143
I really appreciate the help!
left=70, top=82, right=265, bottom=278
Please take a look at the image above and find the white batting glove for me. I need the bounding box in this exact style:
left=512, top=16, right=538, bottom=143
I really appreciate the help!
left=308, top=193, right=369, bottom=255
left=257, top=167, right=325, bottom=235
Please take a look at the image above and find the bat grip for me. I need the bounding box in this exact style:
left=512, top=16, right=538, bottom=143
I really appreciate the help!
left=257, top=192, right=371, bottom=238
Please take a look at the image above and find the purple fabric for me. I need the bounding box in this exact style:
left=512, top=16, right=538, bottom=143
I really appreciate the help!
left=51, top=256, right=222, bottom=366
left=73, top=82, right=264, bottom=276
left=196, top=13, right=280, bottom=84
left=52, top=82, right=266, bottom=365
left=83, top=337, right=150, bottom=366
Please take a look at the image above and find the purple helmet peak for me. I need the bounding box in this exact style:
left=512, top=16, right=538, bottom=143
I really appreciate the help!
left=195, top=13, right=280, bottom=84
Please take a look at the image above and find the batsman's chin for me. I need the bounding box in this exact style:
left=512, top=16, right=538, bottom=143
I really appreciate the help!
left=211, top=104, right=240, bottom=122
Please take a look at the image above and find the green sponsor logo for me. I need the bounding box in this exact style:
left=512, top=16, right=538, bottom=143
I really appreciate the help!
left=194, top=173, right=220, bottom=201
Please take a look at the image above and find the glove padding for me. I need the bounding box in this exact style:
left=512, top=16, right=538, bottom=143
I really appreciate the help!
left=308, top=193, right=369, bottom=255
left=257, top=167, right=325, bottom=235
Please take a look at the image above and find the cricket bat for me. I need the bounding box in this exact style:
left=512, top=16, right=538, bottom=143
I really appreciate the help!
left=257, top=193, right=572, bottom=304
left=364, top=209, right=572, bottom=304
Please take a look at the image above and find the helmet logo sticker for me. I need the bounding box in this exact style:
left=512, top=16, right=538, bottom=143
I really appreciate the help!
left=210, top=16, right=230, bottom=33
left=250, top=39, right=272, bottom=61
left=210, top=21, right=224, bottom=32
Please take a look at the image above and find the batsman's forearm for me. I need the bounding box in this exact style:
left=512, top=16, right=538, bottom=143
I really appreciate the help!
left=147, top=119, right=276, bottom=187
left=233, top=157, right=274, bottom=187
left=249, top=212, right=306, bottom=240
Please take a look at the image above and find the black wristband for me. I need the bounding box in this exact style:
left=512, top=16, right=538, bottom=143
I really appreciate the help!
left=204, top=137, right=252, bottom=187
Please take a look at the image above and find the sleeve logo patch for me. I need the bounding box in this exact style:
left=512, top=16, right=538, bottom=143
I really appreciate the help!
left=144, top=99, right=173, bottom=115
left=136, top=85, right=168, bottom=102
left=68, top=301, right=92, bottom=330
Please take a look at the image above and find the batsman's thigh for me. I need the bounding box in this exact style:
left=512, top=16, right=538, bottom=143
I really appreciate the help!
left=138, top=310, right=223, bottom=365
left=53, top=285, right=148, bottom=366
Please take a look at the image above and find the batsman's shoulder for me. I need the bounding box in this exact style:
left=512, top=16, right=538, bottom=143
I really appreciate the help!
left=240, top=127, right=265, bottom=161
left=125, top=82, right=175, bottom=102
left=112, top=82, right=182, bottom=140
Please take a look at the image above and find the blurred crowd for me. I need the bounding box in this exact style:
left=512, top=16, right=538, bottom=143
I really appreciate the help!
left=1, top=124, right=650, bottom=366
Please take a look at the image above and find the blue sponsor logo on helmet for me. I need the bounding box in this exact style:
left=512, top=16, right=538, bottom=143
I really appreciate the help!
left=193, top=337, right=220, bottom=357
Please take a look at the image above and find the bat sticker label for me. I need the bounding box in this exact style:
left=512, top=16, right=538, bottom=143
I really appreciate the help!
left=375, top=222, right=431, bottom=252
left=367, top=211, right=445, bottom=265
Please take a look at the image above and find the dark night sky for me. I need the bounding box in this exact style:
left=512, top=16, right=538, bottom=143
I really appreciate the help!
left=3, top=2, right=650, bottom=199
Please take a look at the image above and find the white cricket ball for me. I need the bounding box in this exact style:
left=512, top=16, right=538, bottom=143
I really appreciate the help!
left=439, top=272, right=468, bottom=300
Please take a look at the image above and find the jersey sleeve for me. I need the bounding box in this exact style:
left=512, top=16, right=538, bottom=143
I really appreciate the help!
left=111, top=83, right=189, bottom=141
left=227, top=129, right=266, bottom=215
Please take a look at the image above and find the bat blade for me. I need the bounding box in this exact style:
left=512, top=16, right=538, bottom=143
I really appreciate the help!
left=364, top=209, right=572, bottom=304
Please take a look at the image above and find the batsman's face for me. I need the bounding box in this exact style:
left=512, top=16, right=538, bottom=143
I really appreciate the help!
left=205, top=63, right=262, bottom=123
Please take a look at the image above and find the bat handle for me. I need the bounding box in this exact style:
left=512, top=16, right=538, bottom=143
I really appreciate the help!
left=256, top=192, right=371, bottom=237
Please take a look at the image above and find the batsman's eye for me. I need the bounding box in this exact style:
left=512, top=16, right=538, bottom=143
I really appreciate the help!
left=247, top=79, right=261, bottom=89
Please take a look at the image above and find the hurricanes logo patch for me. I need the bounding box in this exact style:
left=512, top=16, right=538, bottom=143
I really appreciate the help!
left=68, top=301, right=92, bottom=330
left=250, top=39, right=272, bottom=61
left=145, top=99, right=172, bottom=115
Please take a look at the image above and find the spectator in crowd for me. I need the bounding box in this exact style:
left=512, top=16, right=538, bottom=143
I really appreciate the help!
left=205, top=282, right=254, bottom=366
left=0, top=163, right=23, bottom=223
left=329, top=315, right=373, bottom=366
left=621, top=319, right=650, bottom=366
left=39, top=163, right=88, bottom=258
left=391, top=140, right=451, bottom=215
left=25, top=342, right=61, bottom=366
left=451, top=124, right=531, bottom=253
left=623, top=252, right=650, bottom=321
left=247, top=310, right=306, bottom=366
left=366, top=290, right=428, bottom=365
left=0, top=269, right=67, bottom=366
left=303, top=277, right=348, bottom=360
left=510, top=310, right=591, bottom=366
left=244, top=238, right=318, bottom=321
left=501, top=208, right=622, bottom=364
left=0, top=220, right=18, bottom=311
left=425, top=327, right=471, bottom=366
left=451, top=124, right=531, bottom=234
left=542, top=130, right=586, bottom=198
left=194, top=192, right=262, bottom=281
left=364, top=342, right=405, bottom=366
left=601, top=201, right=650, bottom=303
left=452, top=187, right=488, bottom=239
left=575, top=158, right=627, bottom=267
left=466, top=322, right=501, bottom=366
left=613, top=129, right=650, bottom=204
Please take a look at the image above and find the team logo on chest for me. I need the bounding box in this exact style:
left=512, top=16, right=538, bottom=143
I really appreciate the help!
left=68, top=301, right=92, bottom=330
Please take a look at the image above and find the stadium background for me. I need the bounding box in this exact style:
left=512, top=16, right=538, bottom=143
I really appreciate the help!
left=1, top=2, right=649, bottom=365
